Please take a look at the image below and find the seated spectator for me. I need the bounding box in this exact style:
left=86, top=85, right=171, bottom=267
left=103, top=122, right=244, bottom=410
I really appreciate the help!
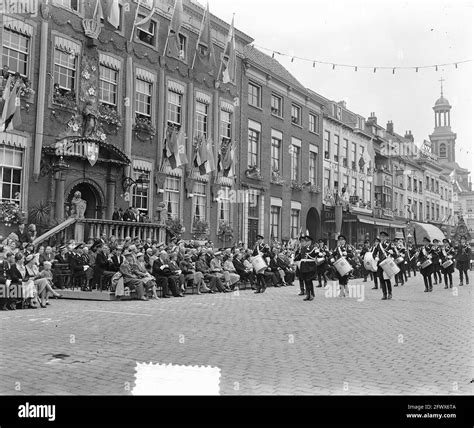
left=9, top=252, right=38, bottom=309
left=91, top=243, right=115, bottom=289
left=179, top=253, right=209, bottom=294
left=222, top=254, right=240, bottom=290
left=0, top=248, right=16, bottom=310
left=270, top=247, right=295, bottom=286
left=119, top=250, right=149, bottom=301
left=135, top=252, right=159, bottom=299
left=168, top=253, right=185, bottom=294
left=39, top=246, right=55, bottom=266
left=152, top=251, right=183, bottom=298
left=233, top=251, right=256, bottom=288
left=25, top=255, right=62, bottom=307
left=109, top=246, right=124, bottom=272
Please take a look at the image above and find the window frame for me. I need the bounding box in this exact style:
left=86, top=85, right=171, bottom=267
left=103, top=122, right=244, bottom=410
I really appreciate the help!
left=194, top=100, right=209, bottom=139
left=131, top=168, right=151, bottom=216
left=270, top=205, right=281, bottom=241
left=135, top=77, right=153, bottom=120
left=99, top=63, right=119, bottom=108
left=136, top=15, right=157, bottom=47
left=271, top=93, right=283, bottom=117
left=248, top=81, right=262, bottom=108
left=291, top=103, right=302, bottom=126
left=309, top=112, right=319, bottom=134
left=2, top=26, right=30, bottom=78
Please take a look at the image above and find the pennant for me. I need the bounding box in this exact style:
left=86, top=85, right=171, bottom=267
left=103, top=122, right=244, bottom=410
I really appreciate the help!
left=0, top=75, right=13, bottom=129
left=164, top=0, right=184, bottom=59
left=175, top=129, right=188, bottom=167
left=197, top=136, right=209, bottom=175
left=166, top=126, right=179, bottom=169
left=205, top=137, right=215, bottom=174
left=192, top=2, right=217, bottom=74
left=103, top=0, right=121, bottom=28
left=220, top=15, right=236, bottom=84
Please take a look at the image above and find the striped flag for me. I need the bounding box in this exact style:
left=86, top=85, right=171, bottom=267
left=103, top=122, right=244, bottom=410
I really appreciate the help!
left=191, top=2, right=217, bottom=74
left=164, top=0, right=184, bottom=59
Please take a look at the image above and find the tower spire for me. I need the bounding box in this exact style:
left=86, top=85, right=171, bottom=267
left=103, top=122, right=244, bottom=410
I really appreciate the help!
left=439, top=76, right=445, bottom=97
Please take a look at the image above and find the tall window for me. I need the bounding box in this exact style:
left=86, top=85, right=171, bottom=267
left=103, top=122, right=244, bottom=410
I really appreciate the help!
left=270, top=205, right=281, bottom=240
left=271, top=93, right=282, bottom=117
left=195, top=101, right=208, bottom=138
left=163, top=177, right=180, bottom=219
left=407, top=176, right=412, bottom=191
left=290, top=142, right=300, bottom=181
left=290, top=209, right=300, bottom=239
left=248, top=121, right=261, bottom=168
left=351, top=177, right=357, bottom=195
left=359, top=180, right=364, bottom=199
left=324, top=169, right=330, bottom=191
left=178, top=34, right=187, bottom=60
left=167, top=90, right=182, bottom=127
left=2, top=27, right=30, bottom=76
left=366, top=182, right=372, bottom=205
left=135, top=78, right=152, bottom=119
left=218, top=186, right=231, bottom=223
left=220, top=110, right=232, bottom=140
left=137, top=17, right=156, bottom=45
left=271, top=130, right=282, bottom=173
left=324, top=131, right=330, bottom=159
left=351, top=142, right=357, bottom=169
left=99, top=64, right=118, bottom=107
left=132, top=169, right=150, bottom=215
left=248, top=81, right=261, bottom=107
left=309, top=113, right=319, bottom=134
left=54, top=47, right=77, bottom=92
left=333, top=134, right=340, bottom=162
left=192, top=182, right=206, bottom=222
left=0, top=145, right=23, bottom=203
left=343, top=174, right=349, bottom=190
left=419, top=202, right=423, bottom=220
left=342, top=138, right=348, bottom=166
left=291, top=104, right=302, bottom=126
left=439, top=143, right=447, bottom=158
left=309, top=150, right=318, bottom=185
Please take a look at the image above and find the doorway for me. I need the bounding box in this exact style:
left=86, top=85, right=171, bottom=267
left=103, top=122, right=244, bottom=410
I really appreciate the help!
left=67, top=182, right=103, bottom=219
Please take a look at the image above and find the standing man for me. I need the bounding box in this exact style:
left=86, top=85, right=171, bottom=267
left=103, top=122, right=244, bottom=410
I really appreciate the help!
left=331, top=235, right=354, bottom=297
left=294, top=235, right=307, bottom=296
left=455, top=235, right=471, bottom=286
left=298, top=235, right=318, bottom=301
left=417, top=237, right=434, bottom=292
left=316, top=238, right=330, bottom=288
left=359, top=240, right=372, bottom=283
left=372, top=231, right=396, bottom=300
left=431, top=239, right=442, bottom=285
left=252, top=235, right=271, bottom=294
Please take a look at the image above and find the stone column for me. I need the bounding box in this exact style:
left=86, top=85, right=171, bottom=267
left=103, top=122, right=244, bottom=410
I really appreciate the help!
left=106, top=180, right=115, bottom=219
left=55, top=172, right=65, bottom=220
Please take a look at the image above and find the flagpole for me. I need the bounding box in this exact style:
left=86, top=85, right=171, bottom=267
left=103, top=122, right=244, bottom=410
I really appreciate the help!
left=162, top=1, right=175, bottom=57
left=129, top=0, right=142, bottom=43
left=191, top=4, right=207, bottom=70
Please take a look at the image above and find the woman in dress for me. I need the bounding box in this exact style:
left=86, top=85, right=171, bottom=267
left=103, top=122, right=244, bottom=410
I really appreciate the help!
left=9, top=252, right=38, bottom=308
left=25, top=256, right=62, bottom=307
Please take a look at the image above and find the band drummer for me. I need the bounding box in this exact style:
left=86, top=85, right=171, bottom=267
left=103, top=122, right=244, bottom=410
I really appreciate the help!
left=372, top=231, right=396, bottom=300
left=331, top=235, right=354, bottom=298
left=440, top=238, right=455, bottom=289
left=252, top=234, right=271, bottom=294
left=417, top=237, right=434, bottom=292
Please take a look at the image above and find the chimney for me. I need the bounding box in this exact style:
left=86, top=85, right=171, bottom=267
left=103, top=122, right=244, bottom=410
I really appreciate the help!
left=386, top=120, right=394, bottom=134
left=367, top=112, right=377, bottom=124
left=404, top=130, right=414, bottom=142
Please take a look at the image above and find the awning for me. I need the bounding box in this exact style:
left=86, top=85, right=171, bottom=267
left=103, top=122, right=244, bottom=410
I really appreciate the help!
left=357, top=215, right=375, bottom=225
left=412, top=222, right=445, bottom=243
left=375, top=221, right=391, bottom=227
left=390, top=222, right=407, bottom=229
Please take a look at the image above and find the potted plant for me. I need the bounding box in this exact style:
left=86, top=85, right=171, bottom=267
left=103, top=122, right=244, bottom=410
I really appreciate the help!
left=290, top=180, right=303, bottom=191
left=134, top=116, right=156, bottom=138
left=192, top=218, right=209, bottom=239
left=245, top=165, right=262, bottom=180
left=165, top=217, right=184, bottom=237
left=309, top=184, right=321, bottom=193
left=98, top=103, right=123, bottom=131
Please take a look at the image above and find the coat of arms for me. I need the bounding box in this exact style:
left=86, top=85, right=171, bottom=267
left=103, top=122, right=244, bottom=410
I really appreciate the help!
left=86, top=142, right=99, bottom=166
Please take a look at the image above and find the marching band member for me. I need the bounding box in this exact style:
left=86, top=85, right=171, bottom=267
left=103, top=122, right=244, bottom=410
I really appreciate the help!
left=330, top=235, right=354, bottom=298
left=371, top=231, right=395, bottom=300
left=417, top=237, right=434, bottom=292
left=360, top=240, right=371, bottom=283
left=455, top=235, right=471, bottom=286
left=406, top=243, right=418, bottom=278
left=294, top=235, right=308, bottom=296
left=431, top=239, right=442, bottom=285
left=316, top=238, right=330, bottom=288
left=370, top=237, right=381, bottom=290
left=294, top=235, right=317, bottom=301
left=394, top=238, right=407, bottom=287
left=440, top=238, right=455, bottom=289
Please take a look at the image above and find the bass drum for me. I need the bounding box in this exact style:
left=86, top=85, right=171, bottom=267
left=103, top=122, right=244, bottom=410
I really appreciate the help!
left=363, top=252, right=378, bottom=272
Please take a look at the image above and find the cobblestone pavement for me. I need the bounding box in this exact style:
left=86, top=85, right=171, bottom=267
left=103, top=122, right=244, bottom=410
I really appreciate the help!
left=1, top=275, right=472, bottom=395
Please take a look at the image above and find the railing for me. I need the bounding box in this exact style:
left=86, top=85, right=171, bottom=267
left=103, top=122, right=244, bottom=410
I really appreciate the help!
left=33, top=218, right=77, bottom=246
left=81, top=219, right=166, bottom=241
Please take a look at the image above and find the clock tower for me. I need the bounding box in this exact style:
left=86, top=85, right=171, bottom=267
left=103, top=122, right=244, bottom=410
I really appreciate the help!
left=429, top=77, right=457, bottom=163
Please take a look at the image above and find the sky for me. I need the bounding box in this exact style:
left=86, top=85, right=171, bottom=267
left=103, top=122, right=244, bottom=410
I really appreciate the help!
left=207, top=0, right=474, bottom=175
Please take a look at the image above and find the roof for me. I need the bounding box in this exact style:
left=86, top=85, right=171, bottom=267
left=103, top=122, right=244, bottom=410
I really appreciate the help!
left=435, top=96, right=450, bottom=107
left=243, top=46, right=307, bottom=93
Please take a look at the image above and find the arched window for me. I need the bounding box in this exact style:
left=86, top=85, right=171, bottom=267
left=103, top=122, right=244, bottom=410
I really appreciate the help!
left=439, top=143, right=447, bottom=158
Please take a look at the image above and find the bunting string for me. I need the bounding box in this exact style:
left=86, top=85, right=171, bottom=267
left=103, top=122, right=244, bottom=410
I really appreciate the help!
left=253, top=44, right=471, bottom=73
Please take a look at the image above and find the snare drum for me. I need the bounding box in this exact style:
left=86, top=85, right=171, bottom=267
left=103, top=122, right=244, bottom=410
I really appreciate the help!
left=379, top=258, right=400, bottom=278
left=334, top=258, right=352, bottom=277
left=420, top=259, right=432, bottom=270
left=316, top=257, right=325, bottom=266
left=395, top=256, right=405, bottom=265
left=441, top=260, right=453, bottom=269
left=251, top=255, right=267, bottom=274
left=363, top=252, right=378, bottom=272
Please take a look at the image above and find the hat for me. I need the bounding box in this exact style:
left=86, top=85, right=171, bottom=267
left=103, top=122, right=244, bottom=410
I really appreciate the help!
left=256, top=235, right=264, bottom=240
left=214, top=251, right=222, bottom=256
left=432, top=239, right=440, bottom=243
left=298, top=235, right=306, bottom=241
left=136, top=252, right=144, bottom=257
left=394, top=232, right=404, bottom=240
left=423, top=237, right=431, bottom=243
left=75, top=243, right=84, bottom=250
left=116, top=246, right=123, bottom=251
left=337, top=235, right=346, bottom=241
left=90, top=240, right=103, bottom=251
left=364, top=240, right=370, bottom=244
left=25, top=254, right=35, bottom=263
left=374, top=237, right=381, bottom=242
left=442, top=238, right=450, bottom=244
left=379, top=231, right=389, bottom=237
left=123, top=250, right=133, bottom=256
left=128, top=245, right=137, bottom=251
left=460, top=235, right=467, bottom=240
left=305, top=235, right=314, bottom=242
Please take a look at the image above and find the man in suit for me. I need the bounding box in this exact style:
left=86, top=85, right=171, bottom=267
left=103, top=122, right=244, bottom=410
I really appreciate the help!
left=152, top=251, right=182, bottom=297
left=109, top=246, right=124, bottom=272
left=69, top=244, right=90, bottom=290
left=92, top=243, right=114, bottom=289
left=112, top=208, right=123, bottom=221
left=0, top=249, right=15, bottom=310
left=15, top=223, right=31, bottom=245
left=39, top=246, right=55, bottom=266
left=195, top=252, right=225, bottom=293
left=298, top=235, right=318, bottom=301
left=233, top=251, right=256, bottom=287
left=122, top=207, right=134, bottom=222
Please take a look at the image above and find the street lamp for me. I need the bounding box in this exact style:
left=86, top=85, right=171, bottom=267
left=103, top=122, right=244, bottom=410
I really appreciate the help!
left=122, top=172, right=150, bottom=192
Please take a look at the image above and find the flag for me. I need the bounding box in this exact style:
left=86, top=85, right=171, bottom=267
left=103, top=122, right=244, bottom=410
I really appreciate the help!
left=2, top=80, right=21, bottom=131
left=0, top=75, right=13, bottom=129
left=219, top=15, right=236, bottom=84
left=103, top=0, right=121, bottom=28
left=205, top=137, right=215, bottom=174
left=192, top=2, right=216, bottom=74
left=164, top=0, right=184, bottom=59
left=134, top=0, right=158, bottom=28
left=174, top=129, right=188, bottom=167
left=165, top=126, right=179, bottom=169
left=221, top=142, right=234, bottom=177
left=193, top=135, right=207, bottom=172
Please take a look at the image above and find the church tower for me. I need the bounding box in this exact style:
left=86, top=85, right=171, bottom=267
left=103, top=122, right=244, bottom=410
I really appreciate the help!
left=429, top=77, right=457, bottom=163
